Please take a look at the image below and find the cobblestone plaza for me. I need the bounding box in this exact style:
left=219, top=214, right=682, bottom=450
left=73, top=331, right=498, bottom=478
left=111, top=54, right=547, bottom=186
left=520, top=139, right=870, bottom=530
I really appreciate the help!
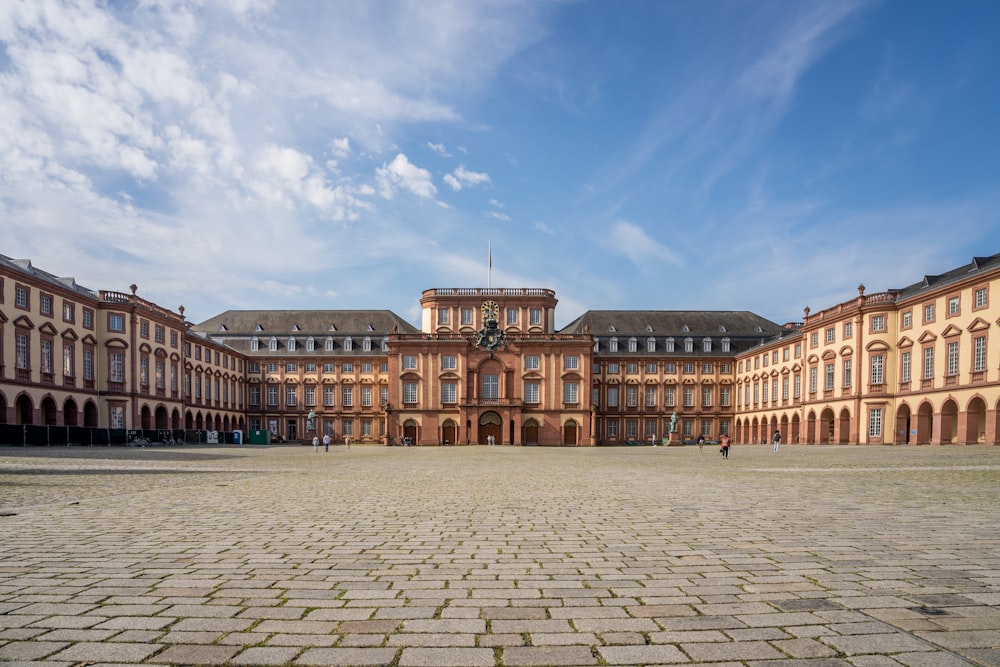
left=1, top=444, right=998, bottom=666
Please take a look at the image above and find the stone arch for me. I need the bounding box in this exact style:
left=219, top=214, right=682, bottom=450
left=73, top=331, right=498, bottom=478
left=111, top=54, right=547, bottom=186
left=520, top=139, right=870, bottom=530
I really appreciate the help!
left=838, top=407, right=851, bottom=444
left=83, top=400, right=98, bottom=427
left=563, top=419, right=578, bottom=446
left=916, top=401, right=934, bottom=445
left=63, top=398, right=79, bottom=427
left=521, top=418, right=539, bottom=445
left=40, top=395, right=57, bottom=426
left=155, top=405, right=169, bottom=430
left=140, top=404, right=152, bottom=430
left=819, top=408, right=836, bottom=444
left=442, top=419, right=458, bottom=446
left=790, top=413, right=801, bottom=444
left=478, top=412, right=502, bottom=445
left=15, top=394, right=33, bottom=425
left=896, top=402, right=913, bottom=445
left=0, top=391, right=7, bottom=424
left=940, top=398, right=959, bottom=444
left=965, top=396, right=987, bottom=444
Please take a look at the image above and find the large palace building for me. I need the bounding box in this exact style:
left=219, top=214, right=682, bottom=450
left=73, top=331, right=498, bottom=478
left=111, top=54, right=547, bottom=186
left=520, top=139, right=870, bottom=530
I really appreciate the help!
left=2, top=251, right=999, bottom=446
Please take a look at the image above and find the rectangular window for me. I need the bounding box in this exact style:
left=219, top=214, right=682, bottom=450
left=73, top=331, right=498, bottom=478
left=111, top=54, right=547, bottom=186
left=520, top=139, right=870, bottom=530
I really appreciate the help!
left=525, top=382, right=539, bottom=404
left=63, top=345, right=75, bottom=376
left=563, top=382, right=578, bottom=404
left=825, top=327, right=835, bottom=343
left=441, top=382, right=457, bottom=404
left=441, top=355, right=457, bottom=370
left=682, top=387, right=694, bottom=407
left=902, top=311, right=912, bottom=329
left=794, top=343, right=801, bottom=358
left=380, top=387, right=389, bottom=406
left=720, top=386, right=731, bottom=407
left=946, top=341, right=959, bottom=376
left=286, top=362, right=297, bottom=373
left=810, top=332, right=819, bottom=347
left=948, top=296, right=960, bottom=316
left=110, top=351, right=125, bottom=383
left=871, top=355, right=884, bottom=385
left=324, top=386, right=335, bottom=406
left=16, top=333, right=29, bottom=370
left=530, top=308, right=541, bottom=325
left=924, top=303, right=935, bottom=323
left=901, top=350, right=911, bottom=382
left=342, top=362, right=353, bottom=373
left=361, top=385, right=372, bottom=407
left=794, top=375, right=801, bottom=398
left=342, top=386, right=354, bottom=407
left=403, top=383, right=417, bottom=404
left=437, top=308, right=449, bottom=325
left=564, top=355, right=579, bottom=370
left=342, top=420, right=353, bottom=436
left=702, top=363, right=713, bottom=374
left=403, top=355, right=417, bottom=370
left=305, top=386, right=316, bottom=407
left=646, top=362, right=657, bottom=374
left=825, top=363, right=835, bottom=390
left=973, top=336, right=987, bottom=372
left=664, top=362, right=675, bottom=374
left=83, top=308, right=94, bottom=329
left=664, top=386, right=675, bottom=407
left=38, top=293, right=53, bottom=316
left=701, top=386, right=713, bottom=407
left=267, top=386, right=278, bottom=406
left=482, top=374, right=499, bottom=399
left=110, top=406, right=125, bottom=429
left=108, top=313, right=125, bottom=332
left=524, top=355, right=539, bottom=371
left=83, top=349, right=94, bottom=381
left=781, top=377, right=789, bottom=400
left=869, top=408, right=883, bottom=438
left=645, top=387, right=656, bottom=407
left=361, top=362, right=372, bottom=374
left=871, top=315, right=885, bottom=332
left=15, top=285, right=29, bottom=309
left=762, top=381, right=768, bottom=403
left=506, top=308, right=517, bottom=325
left=139, top=319, right=149, bottom=338
left=249, top=386, right=261, bottom=406
left=608, top=362, right=619, bottom=374
left=843, top=359, right=852, bottom=388
left=626, top=419, right=638, bottom=439
left=843, top=322, right=852, bottom=338
left=286, top=387, right=296, bottom=406
left=626, top=385, right=638, bottom=407
left=40, top=339, right=53, bottom=374
left=607, top=386, right=619, bottom=407
left=607, top=420, right=619, bottom=438
left=810, top=367, right=818, bottom=393
left=975, top=287, right=988, bottom=309
left=923, top=347, right=934, bottom=380
left=461, top=308, right=473, bottom=325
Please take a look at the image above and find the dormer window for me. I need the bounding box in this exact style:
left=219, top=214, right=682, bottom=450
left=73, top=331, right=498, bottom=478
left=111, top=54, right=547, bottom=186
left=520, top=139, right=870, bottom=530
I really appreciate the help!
left=344, top=337, right=353, bottom=351
left=609, top=337, right=618, bottom=352
left=363, top=336, right=372, bottom=352
left=628, top=337, right=637, bottom=352
left=381, top=338, right=389, bottom=352
left=250, top=336, right=259, bottom=352
left=722, top=337, right=731, bottom=353
left=325, top=337, right=334, bottom=351
left=684, top=337, right=693, bottom=352
left=306, top=337, right=315, bottom=352
left=287, top=337, right=296, bottom=351
left=269, top=337, right=277, bottom=351
left=647, top=337, right=655, bottom=352
left=702, top=337, right=712, bottom=352
left=666, top=337, right=675, bottom=352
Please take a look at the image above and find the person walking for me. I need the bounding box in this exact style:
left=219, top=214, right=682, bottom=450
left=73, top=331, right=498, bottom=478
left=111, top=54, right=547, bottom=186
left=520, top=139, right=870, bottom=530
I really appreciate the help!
left=772, top=429, right=781, bottom=453
left=345, top=435, right=351, bottom=450
left=322, top=433, right=330, bottom=452
left=720, top=433, right=730, bottom=459
left=696, top=433, right=705, bottom=452
left=312, top=435, right=319, bottom=452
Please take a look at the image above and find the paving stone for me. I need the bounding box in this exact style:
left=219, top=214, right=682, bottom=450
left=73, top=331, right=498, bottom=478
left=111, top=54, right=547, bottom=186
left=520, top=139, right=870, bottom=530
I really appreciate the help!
left=2, top=445, right=999, bottom=666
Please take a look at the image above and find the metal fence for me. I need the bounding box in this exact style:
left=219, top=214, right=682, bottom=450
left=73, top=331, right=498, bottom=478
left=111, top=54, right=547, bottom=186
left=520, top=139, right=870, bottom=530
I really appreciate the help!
left=0, top=425, right=237, bottom=447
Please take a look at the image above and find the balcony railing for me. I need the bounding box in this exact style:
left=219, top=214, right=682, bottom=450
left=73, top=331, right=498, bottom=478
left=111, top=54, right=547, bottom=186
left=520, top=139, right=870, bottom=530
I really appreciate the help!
left=459, top=398, right=524, bottom=408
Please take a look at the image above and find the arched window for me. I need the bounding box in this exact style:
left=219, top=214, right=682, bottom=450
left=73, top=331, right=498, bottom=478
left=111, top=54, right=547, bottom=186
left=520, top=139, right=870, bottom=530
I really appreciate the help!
left=628, top=337, right=637, bottom=352
left=609, top=337, right=618, bottom=352
left=250, top=336, right=259, bottom=352
left=269, top=337, right=277, bottom=351
left=684, top=337, right=693, bottom=353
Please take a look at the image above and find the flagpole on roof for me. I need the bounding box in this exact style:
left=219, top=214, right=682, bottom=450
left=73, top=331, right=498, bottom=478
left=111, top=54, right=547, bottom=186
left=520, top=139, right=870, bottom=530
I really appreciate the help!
left=488, top=241, right=492, bottom=289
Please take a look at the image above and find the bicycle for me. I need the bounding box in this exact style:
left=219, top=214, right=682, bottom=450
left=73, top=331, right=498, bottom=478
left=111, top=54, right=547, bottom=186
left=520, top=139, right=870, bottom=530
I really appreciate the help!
left=127, top=436, right=151, bottom=447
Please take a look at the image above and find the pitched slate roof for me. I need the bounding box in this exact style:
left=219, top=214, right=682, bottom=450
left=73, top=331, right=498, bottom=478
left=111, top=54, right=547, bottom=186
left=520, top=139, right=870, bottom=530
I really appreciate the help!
left=892, top=252, right=1000, bottom=301
left=0, top=253, right=99, bottom=300
left=192, top=310, right=418, bottom=336
left=559, top=310, right=783, bottom=338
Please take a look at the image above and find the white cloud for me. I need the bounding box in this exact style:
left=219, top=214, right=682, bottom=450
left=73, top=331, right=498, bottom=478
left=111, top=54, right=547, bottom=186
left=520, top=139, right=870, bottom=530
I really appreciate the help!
left=605, top=220, right=684, bottom=269
left=375, top=153, right=437, bottom=200
left=330, top=137, right=351, bottom=158
left=443, top=165, right=491, bottom=191
left=487, top=211, right=510, bottom=222
left=426, top=141, right=450, bottom=156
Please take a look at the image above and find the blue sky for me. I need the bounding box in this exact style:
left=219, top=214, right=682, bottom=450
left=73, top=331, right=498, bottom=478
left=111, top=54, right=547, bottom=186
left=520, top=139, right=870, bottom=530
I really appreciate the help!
left=2, top=0, right=998, bottom=328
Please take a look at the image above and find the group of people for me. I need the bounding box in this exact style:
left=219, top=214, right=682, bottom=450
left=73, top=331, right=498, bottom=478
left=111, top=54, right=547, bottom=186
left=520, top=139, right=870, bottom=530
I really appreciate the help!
left=693, top=430, right=780, bottom=458
left=312, top=433, right=350, bottom=451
